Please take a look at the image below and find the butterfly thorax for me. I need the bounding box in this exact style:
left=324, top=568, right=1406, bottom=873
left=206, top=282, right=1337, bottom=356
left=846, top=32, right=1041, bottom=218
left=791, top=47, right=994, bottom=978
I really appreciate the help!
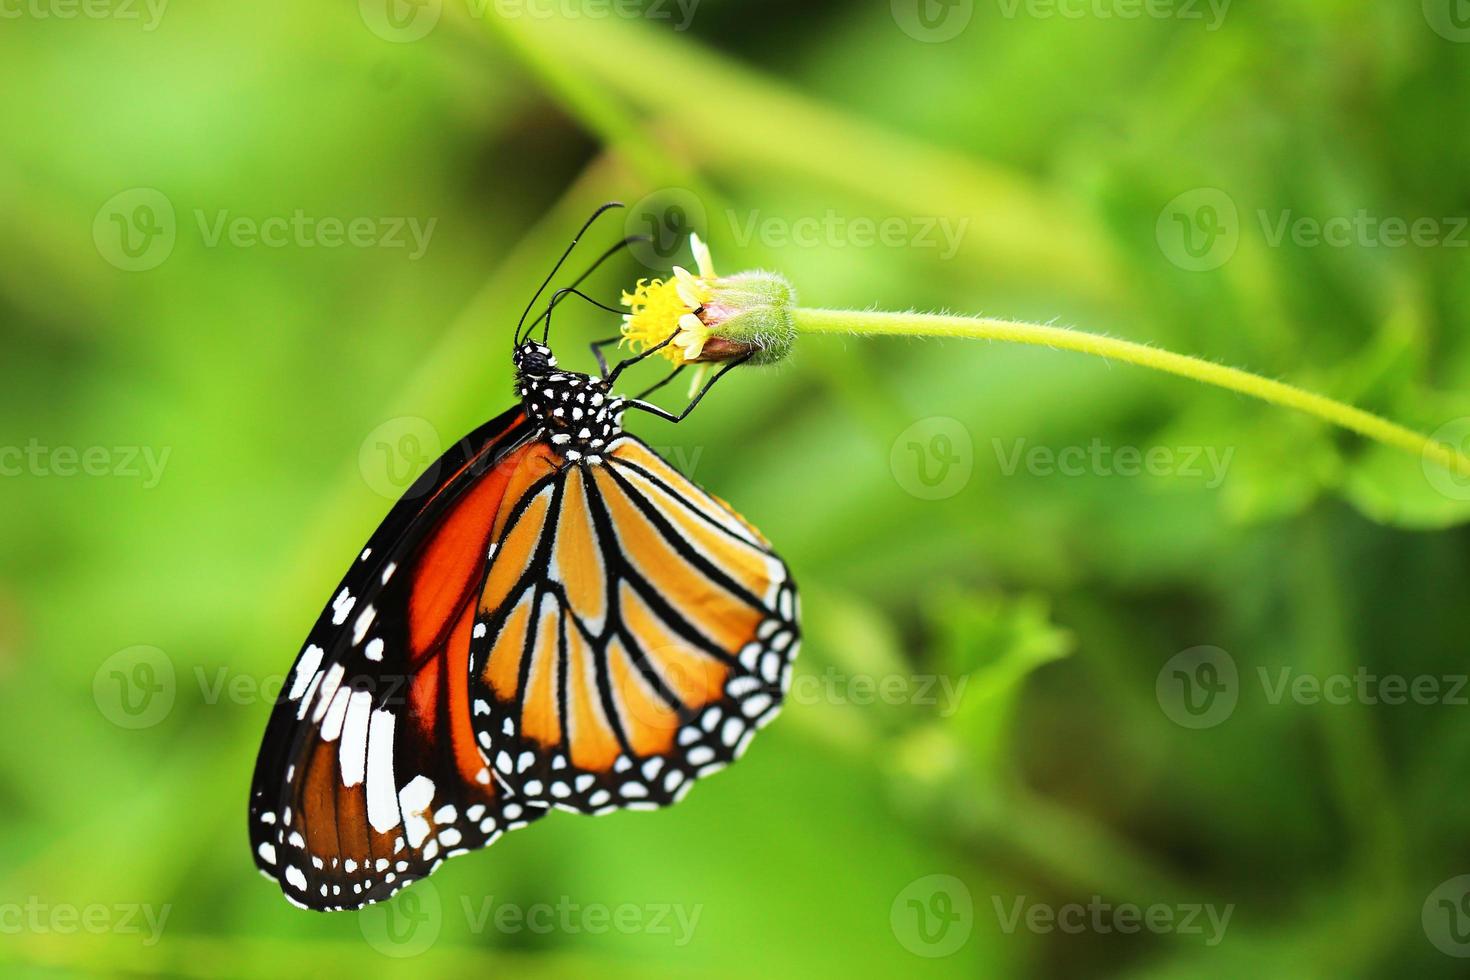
left=517, top=364, right=625, bottom=465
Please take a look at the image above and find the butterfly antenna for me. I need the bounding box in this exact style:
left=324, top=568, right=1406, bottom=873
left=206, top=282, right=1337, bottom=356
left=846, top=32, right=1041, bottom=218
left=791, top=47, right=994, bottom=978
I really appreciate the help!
left=516, top=202, right=624, bottom=346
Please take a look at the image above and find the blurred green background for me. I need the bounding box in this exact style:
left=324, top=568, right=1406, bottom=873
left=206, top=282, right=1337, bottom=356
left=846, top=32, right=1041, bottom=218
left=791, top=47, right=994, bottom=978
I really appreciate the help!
left=5, top=1, right=1470, bottom=976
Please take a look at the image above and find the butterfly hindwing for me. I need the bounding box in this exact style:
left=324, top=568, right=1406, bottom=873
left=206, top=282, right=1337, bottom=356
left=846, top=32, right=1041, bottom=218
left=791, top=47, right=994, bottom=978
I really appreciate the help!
left=467, top=435, right=800, bottom=814
left=248, top=407, right=553, bottom=911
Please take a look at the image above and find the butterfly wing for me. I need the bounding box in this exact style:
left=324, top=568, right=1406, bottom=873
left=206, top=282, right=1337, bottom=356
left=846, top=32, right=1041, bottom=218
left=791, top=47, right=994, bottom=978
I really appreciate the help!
left=249, top=406, right=559, bottom=911
left=467, top=435, right=800, bottom=814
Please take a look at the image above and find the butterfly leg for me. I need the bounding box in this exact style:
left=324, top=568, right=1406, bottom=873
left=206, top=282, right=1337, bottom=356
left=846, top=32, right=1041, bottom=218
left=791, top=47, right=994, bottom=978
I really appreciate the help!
left=632, top=364, right=687, bottom=400
left=595, top=346, right=687, bottom=397
left=626, top=353, right=753, bottom=424
left=605, top=327, right=681, bottom=385
left=589, top=335, right=622, bottom=376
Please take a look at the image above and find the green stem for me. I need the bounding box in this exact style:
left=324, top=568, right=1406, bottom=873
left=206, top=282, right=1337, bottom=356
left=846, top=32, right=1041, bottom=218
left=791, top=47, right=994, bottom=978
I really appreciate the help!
left=793, top=307, right=1470, bottom=480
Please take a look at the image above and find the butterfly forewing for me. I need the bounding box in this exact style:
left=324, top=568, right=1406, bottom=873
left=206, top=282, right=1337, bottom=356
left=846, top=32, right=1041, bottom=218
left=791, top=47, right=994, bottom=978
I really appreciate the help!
left=467, top=435, right=800, bottom=814
left=249, top=407, right=551, bottom=911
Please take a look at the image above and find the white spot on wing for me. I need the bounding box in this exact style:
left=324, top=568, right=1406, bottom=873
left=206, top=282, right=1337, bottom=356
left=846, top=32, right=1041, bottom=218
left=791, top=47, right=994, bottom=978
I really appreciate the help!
left=295, top=670, right=324, bottom=721
left=320, top=686, right=352, bottom=742
left=366, top=709, right=399, bottom=833
left=311, top=664, right=345, bottom=724
left=289, top=646, right=323, bottom=700
left=351, top=605, right=376, bottom=646
left=339, top=691, right=372, bottom=786
left=399, top=775, right=436, bottom=849
left=332, top=588, right=355, bottom=626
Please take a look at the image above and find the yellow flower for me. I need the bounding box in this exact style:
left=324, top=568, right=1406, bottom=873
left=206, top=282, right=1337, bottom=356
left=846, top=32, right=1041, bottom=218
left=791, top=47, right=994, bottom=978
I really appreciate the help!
left=619, top=232, right=796, bottom=370
left=620, top=233, right=719, bottom=363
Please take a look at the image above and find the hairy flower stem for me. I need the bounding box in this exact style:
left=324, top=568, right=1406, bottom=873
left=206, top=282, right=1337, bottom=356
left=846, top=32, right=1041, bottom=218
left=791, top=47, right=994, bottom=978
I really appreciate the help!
left=792, top=307, right=1470, bottom=480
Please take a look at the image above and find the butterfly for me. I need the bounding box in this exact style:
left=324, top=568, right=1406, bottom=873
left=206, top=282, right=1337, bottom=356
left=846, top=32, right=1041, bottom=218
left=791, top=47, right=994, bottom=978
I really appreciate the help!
left=248, top=204, right=800, bottom=911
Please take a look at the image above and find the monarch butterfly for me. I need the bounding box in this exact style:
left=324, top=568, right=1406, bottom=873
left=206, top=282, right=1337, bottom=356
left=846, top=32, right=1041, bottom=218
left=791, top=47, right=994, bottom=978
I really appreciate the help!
left=249, top=204, right=800, bottom=911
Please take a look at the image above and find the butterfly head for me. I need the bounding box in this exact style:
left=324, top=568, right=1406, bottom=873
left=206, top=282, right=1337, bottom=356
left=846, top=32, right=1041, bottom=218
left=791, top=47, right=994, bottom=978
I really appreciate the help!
left=513, top=340, right=557, bottom=380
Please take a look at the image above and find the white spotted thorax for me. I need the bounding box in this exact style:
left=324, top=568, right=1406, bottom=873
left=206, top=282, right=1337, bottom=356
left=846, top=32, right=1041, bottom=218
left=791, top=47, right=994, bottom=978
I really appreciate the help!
left=513, top=340, right=624, bottom=465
